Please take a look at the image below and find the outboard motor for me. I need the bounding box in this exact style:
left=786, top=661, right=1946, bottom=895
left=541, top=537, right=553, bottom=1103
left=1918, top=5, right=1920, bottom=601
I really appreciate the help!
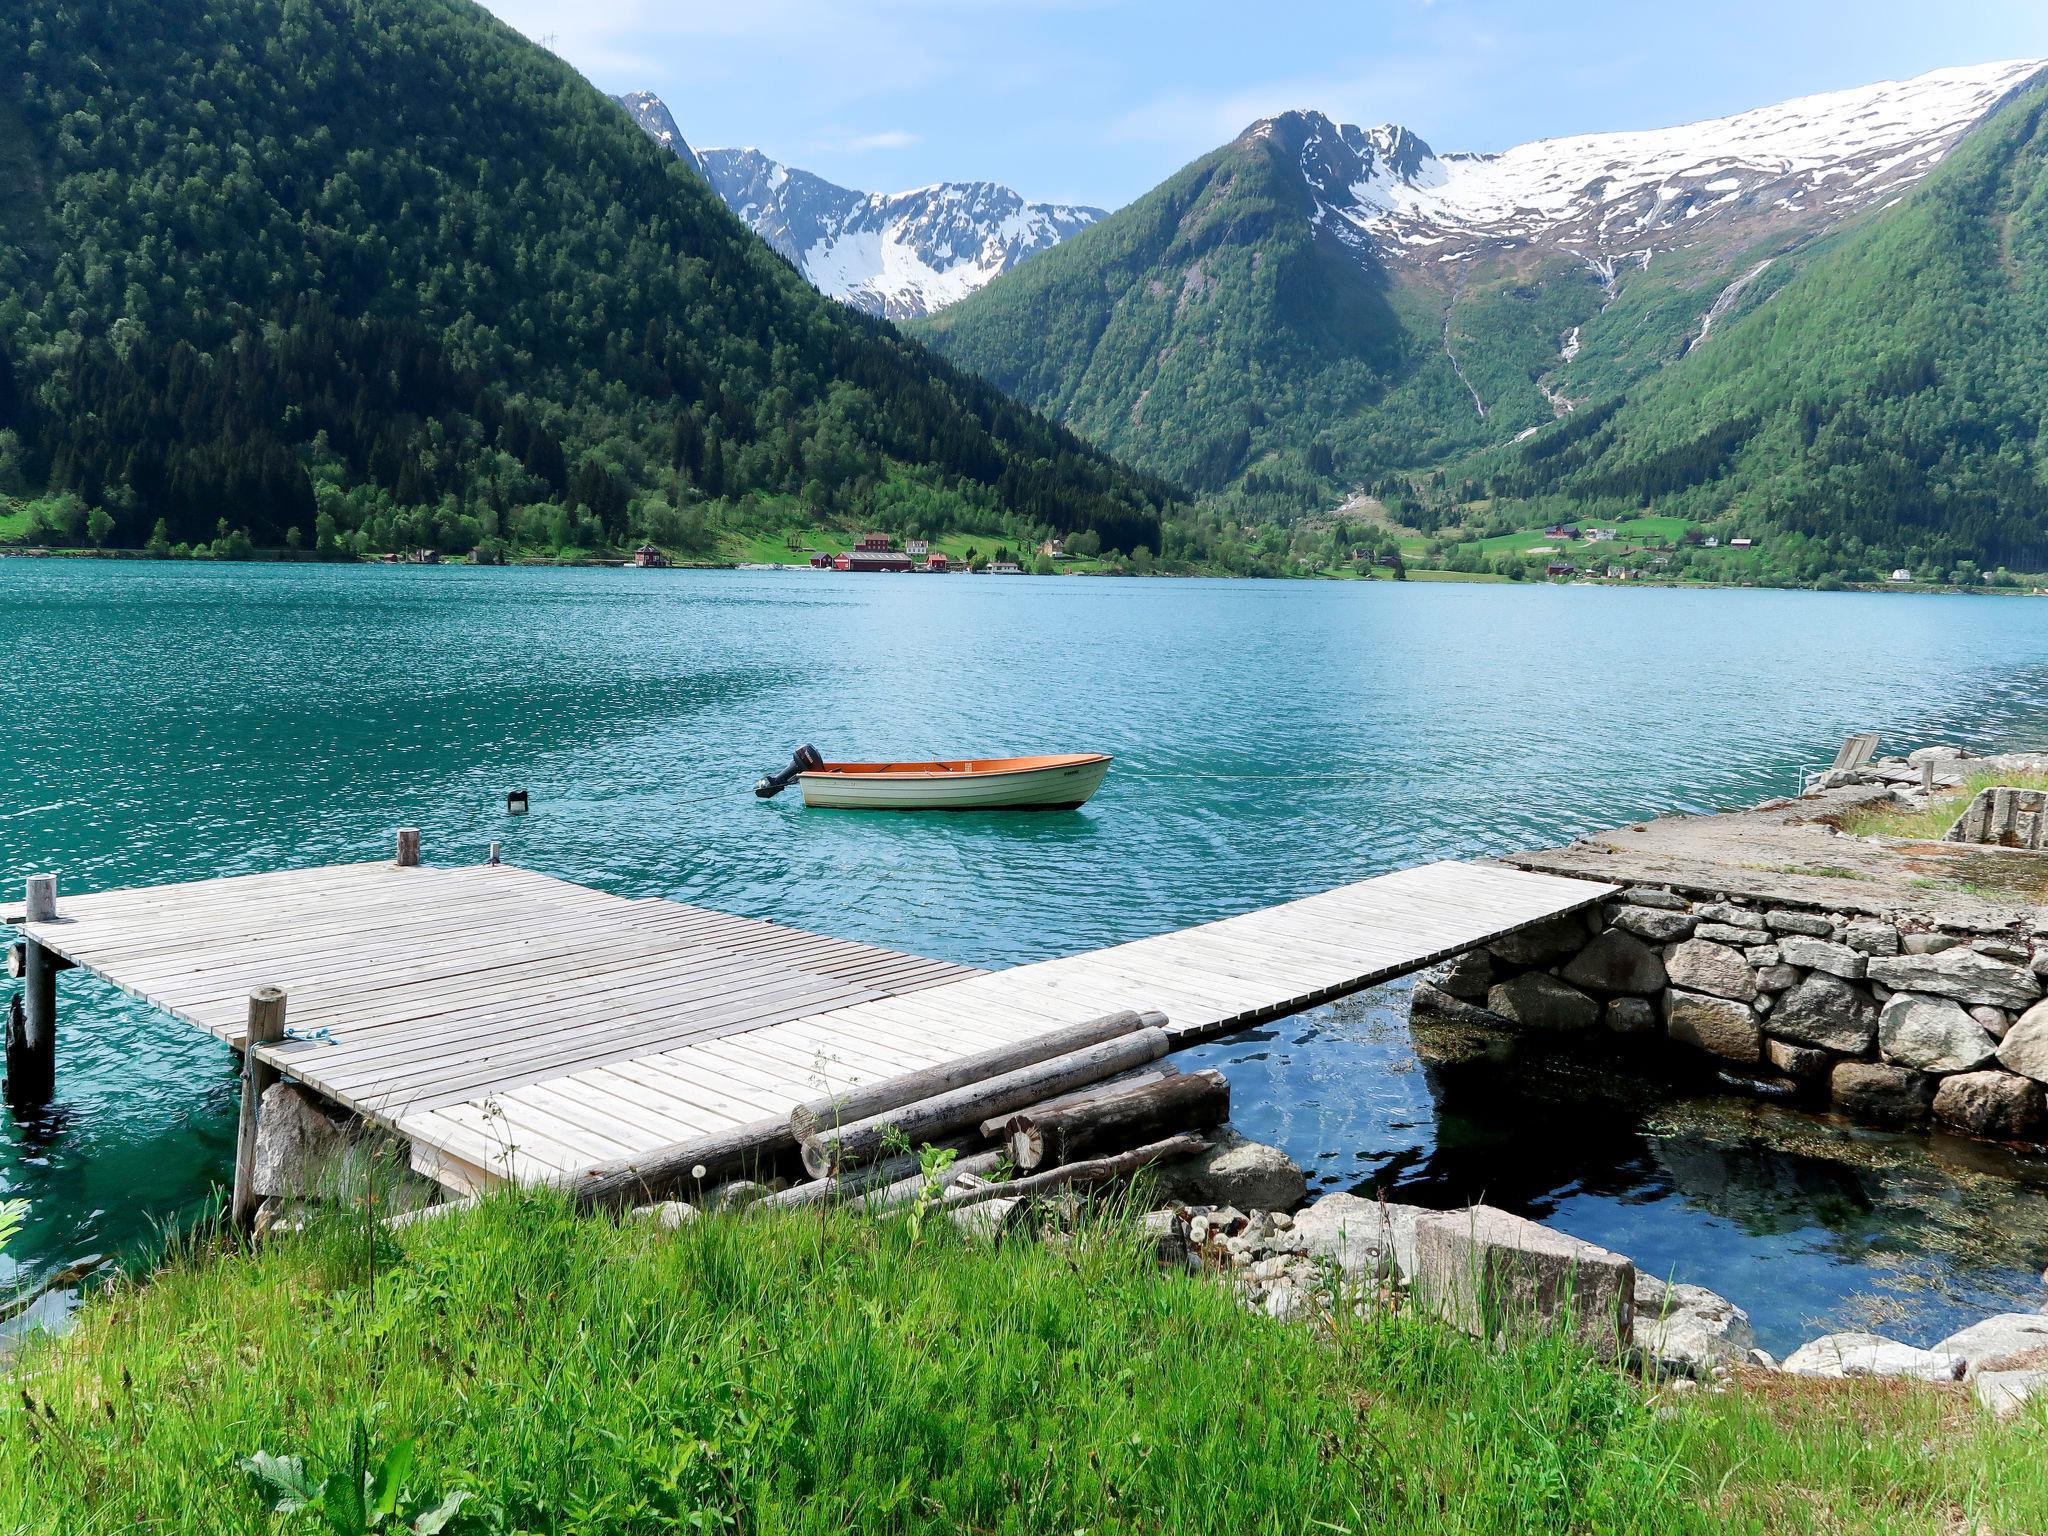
left=756, top=744, right=824, bottom=798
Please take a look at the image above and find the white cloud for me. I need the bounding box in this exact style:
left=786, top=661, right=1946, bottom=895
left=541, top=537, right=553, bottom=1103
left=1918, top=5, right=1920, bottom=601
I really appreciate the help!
left=845, top=129, right=922, bottom=151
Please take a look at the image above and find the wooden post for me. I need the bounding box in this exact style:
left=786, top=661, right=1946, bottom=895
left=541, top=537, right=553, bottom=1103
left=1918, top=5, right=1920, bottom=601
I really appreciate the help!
left=6, top=876, right=59, bottom=1108
left=395, top=828, right=421, bottom=867
left=231, top=987, right=288, bottom=1231
left=1920, top=760, right=1935, bottom=796
left=487, top=841, right=501, bottom=867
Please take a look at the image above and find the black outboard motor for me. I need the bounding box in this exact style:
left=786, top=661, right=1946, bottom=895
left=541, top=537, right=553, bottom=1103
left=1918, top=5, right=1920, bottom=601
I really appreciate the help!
left=756, top=744, right=824, bottom=798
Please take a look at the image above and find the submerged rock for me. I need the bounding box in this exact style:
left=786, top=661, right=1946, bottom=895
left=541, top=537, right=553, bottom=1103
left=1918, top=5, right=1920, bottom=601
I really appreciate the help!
left=1932, top=1070, right=2044, bottom=1140
left=1830, top=1062, right=1934, bottom=1126
left=1781, top=1332, right=1964, bottom=1381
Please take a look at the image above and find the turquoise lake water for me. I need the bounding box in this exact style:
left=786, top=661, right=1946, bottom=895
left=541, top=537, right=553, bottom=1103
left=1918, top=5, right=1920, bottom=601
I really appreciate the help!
left=6, top=560, right=2048, bottom=1352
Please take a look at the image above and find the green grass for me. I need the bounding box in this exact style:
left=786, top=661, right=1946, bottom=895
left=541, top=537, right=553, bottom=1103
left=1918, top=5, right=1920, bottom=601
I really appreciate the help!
left=1843, top=770, right=2048, bottom=842
left=6, top=1193, right=2045, bottom=1533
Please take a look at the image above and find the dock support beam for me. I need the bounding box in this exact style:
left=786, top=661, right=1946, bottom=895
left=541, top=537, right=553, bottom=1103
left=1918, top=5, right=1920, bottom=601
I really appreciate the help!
left=396, top=828, right=421, bottom=868
left=6, top=876, right=60, bottom=1110
left=231, top=987, right=288, bottom=1231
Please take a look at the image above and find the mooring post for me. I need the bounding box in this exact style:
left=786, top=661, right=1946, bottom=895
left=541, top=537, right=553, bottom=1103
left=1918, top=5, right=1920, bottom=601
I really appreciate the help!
left=1920, top=759, right=1935, bottom=796
left=231, top=987, right=288, bottom=1231
left=487, top=841, right=501, bottom=867
left=6, top=875, right=60, bottom=1109
left=396, top=828, right=421, bottom=867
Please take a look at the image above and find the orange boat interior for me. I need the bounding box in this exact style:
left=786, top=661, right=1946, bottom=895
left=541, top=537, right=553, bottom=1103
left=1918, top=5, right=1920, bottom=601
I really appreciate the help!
left=802, top=753, right=1111, bottom=779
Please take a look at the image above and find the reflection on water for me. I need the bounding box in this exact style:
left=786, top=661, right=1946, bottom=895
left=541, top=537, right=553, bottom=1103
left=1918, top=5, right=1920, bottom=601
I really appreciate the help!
left=7, top=563, right=2048, bottom=1348
left=1184, top=984, right=2048, bottom=1355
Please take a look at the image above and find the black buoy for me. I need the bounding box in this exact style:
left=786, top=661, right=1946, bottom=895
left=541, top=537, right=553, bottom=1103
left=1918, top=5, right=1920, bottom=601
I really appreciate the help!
left=756, top=744, right=824, bottom=798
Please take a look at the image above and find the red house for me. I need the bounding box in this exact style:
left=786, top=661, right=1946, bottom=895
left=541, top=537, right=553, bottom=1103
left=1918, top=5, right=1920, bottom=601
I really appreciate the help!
left=836, top=533, right=913, bottom=573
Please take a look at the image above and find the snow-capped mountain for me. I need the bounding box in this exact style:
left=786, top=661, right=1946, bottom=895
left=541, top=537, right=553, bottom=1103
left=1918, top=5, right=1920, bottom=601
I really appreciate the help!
left=695, top=146, right=1102, bottom=320
left=1262, top=59, right=2046, bottom=271
left=613, top=91, right=698, bottom=176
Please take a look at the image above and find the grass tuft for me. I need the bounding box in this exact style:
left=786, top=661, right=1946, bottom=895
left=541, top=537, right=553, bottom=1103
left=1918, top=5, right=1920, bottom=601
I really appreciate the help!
left=1843, top=771, right=2048, bottom=843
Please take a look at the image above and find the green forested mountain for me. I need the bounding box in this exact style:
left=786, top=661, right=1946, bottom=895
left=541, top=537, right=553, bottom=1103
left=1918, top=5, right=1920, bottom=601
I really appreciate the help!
left=0, top=0, right=1175, bottom=559
left=1484, top=82, right=2048, bottom=578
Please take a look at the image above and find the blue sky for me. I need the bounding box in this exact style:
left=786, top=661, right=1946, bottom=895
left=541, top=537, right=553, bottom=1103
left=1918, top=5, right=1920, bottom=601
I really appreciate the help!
left=480, top=0, right=2048, bottom=208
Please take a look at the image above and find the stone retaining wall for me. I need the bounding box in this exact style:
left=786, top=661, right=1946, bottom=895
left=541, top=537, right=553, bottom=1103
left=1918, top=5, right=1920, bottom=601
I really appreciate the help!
left=1418, top=889, right=2048, bottom=1143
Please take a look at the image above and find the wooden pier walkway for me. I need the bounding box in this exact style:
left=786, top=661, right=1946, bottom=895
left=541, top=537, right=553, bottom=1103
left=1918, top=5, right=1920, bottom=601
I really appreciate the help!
left=8, top=855, right=1614, bottom=1193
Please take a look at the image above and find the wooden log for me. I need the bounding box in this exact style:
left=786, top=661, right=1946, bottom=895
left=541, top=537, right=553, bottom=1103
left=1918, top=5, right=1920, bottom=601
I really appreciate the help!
left=799, top=1027, right=1172, bottom=1179
left=860, top=1148, right=1011, bottom=1213
left=935, top=1133, right=1210, bottom=1212
left=569, top=1114, right=791, bottom=1210
left=395, top=828, right=422, bottom=867
left=976, top=1065, right=1181, bottom=1140
left=231, top=987, right=288, bottom=1230
left=788, top=1009, right=1163, bottom=1142
left=8, top=941, right=72, bottom=980
left=1001, top=1069, right=1229, bottom=1171
left=761, top=1136, right=974, bottom=1210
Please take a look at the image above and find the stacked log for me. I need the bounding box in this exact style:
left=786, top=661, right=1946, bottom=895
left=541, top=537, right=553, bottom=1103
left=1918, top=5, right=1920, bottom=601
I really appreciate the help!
left=993, top=1069, right=1230, bottom=1171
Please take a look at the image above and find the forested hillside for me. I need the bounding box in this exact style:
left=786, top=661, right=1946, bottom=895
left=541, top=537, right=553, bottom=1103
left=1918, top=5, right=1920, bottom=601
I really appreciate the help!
left=0, top=0, right=1174, bottom=560
left=1482, top=78, right=2048, bottom=579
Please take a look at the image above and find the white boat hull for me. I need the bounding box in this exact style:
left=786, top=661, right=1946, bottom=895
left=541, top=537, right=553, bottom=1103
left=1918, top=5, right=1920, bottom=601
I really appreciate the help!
left=799, top=756, right=1111, bottom=810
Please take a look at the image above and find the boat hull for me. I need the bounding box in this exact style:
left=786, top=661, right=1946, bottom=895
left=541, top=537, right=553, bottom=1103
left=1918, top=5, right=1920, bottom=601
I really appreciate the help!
left=797, top=754, right=1111, bottom=810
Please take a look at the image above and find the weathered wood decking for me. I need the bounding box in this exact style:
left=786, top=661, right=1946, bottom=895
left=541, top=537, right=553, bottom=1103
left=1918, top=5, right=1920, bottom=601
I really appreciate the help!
left=9, top=857, right=1614, bottom=1191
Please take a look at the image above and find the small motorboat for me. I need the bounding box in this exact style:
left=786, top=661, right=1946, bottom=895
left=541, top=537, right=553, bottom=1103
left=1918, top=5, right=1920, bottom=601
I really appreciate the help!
left=755, top=746, right=1111, bottom=810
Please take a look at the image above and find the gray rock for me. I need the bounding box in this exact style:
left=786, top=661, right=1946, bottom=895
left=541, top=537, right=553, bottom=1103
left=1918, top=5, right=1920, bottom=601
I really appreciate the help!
left=1776, top=936, right=1868, bottom=980
left=1830, top=1061, right=1934, bottom=1126
left=1868, top=949, right=2041, bottom=1011
left=1977, top=1369, right=2048, bottom=1419
left=1438, top=948, right=1493, bottom=1000
left=1155, top=1129, right=1308, bottom=1213
left=1766, top=1038, right=1833, bottom=1079
left=1487, top=973, right=1600, bottom=1031
left=1289, top=1192, right=1418, bottom=1284
left=1901, top=932, right=1960, bottom=955
left=1605, top=997, right=1658, bottom=1035
left=252, top=1082, right=354, bottom=1200
left=1970, top=1005, right=2012, bottom=1039
left=1781, top=1332, right=1964, bottom=1381
left=1632, top=1275, right=1758, bottom=1376
left=1664, top=939, right=1759, bottom=1003
left=1769, top=973, right=1877, bottom=1054
left=1977, top=940, right=2030, bottom=965
left=1743, top=943, right=1781, bottom=969
left=1995, top=1001, right=2048, bottom=1085
left=1560, top=930, right=1667, bottom=996
left=1877, top=993, right=1997, bottom=1073
left=951, top=1196, right=1024, bottom=1243
left=1908, top=744, right=1968, bottom=767
left=1697, top=922, right=1766, bottom=946
left=1766, top=910, right=1836, bottom=938
left=1622, top=888, right=1690, bottom=912
left=629, top=1200, right=698, bottom=1228
left=1666, top=991, right=1762, bottom=1063
left=1844, top=920, right=1902, bottom=957
left=1932, top=1070, right=2044, bottom=1140
left=1490, top=911, right=1593, bottom=966
left=1614, top=904, right=1696, bottom=943
left=1413, top=1205, right=1634, bottom=1359
left=1756, top=963, right=1801, bottom=994
left=1935, top=1312, right=2048, bottom=1380
left=1411, top=981, right=1513, bottom=1029
left=706, top=1179, right=770, bottom=1211
left=1696, top=902, right=1767, bottom=931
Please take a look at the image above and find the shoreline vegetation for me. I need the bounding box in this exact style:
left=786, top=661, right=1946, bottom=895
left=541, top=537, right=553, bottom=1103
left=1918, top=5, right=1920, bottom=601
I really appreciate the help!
left=9, top=1190, right=2047, bottom=1533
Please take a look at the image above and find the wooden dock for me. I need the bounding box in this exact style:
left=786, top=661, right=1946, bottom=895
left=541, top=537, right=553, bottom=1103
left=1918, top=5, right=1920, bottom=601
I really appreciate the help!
left=6, top=853, right=1615, bottom=1195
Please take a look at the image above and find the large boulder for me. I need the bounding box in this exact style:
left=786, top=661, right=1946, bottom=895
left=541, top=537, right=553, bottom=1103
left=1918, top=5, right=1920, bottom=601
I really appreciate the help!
left=1766, top=910, right=1835, bottom=938
left=252, top=1082, right=354, bottom=1200
left=1781, top=1332, right=1964, bottom=1381
left=1696, top=902, right=1767, bottom=932
left=1844, top=920, right=1902, bottom=958
left=1605, top=997, right=1657, bottom=1035
left=1411, top=981, right=1513, bottom=1028
left=1830, top=1061, right=1934, bottom=1126
left=1288, top=1192, right=1432, bottom=1285
left=1437, top=948, right=1493, bottom=1001
left=1560, top=930, right=1667, bottom=996
left=1665, top=991, right=1761, bottom=1063
left=1976, top=1370, right=2048, bottom=1420
left=1413, top=1206, right=1634, bottom=1358
left=1490, top=911, right=1593, bottom=967
left=1867, top=950, right=2041, bottom=1011
left=1776, top=936, right=1868, bottom=980
left=1934, top=1313, right=2048, bottom=1381
left=1487, top=973, right=1599, bottom=1031
left=1663, top=940, right=1759, bottom=1003
left=1995, top=1000, right=2048, bottom=1084
left=1877, top=993, right=1997, bottom=1074
left=1613, top=905, right=1695, bottom=943
left=1766, top=1038, right=1832, bottom=1080
left=1932, top=1070, right=2044, bottom=1140
left=1154, top=1129, right=1308, bottom=1213
left=1632, top=1274, right=1757, bottom=1377
left=1769, top=973, right=1877, bottom=1054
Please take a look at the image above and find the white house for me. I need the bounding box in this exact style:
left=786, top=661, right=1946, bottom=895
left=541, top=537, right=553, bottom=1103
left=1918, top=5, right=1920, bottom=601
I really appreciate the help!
left=1890, top=568, right=1914, bottom=582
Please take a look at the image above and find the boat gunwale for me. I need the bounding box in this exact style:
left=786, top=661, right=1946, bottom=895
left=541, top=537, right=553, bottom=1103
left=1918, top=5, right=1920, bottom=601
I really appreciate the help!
left=798, top=753, right=1112, bottom=783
